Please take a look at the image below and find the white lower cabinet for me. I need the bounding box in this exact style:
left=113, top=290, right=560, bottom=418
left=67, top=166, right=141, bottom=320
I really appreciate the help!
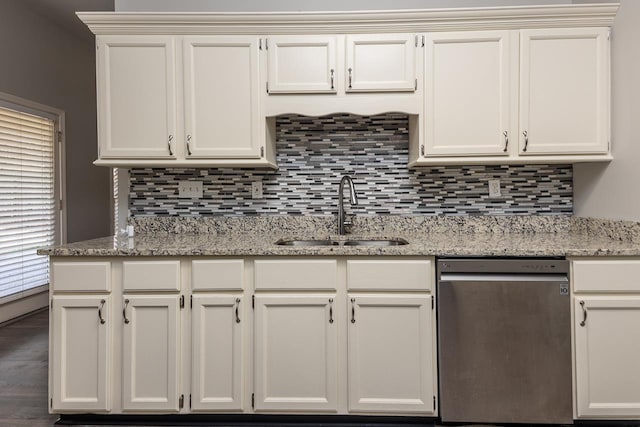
left=51, top=296, right=110, bottom=412
left=191, top=294, right=244, bottom=411
left=348, top=294, right=435, bottom=414
left=122, top=295, right=181, bottom=412
left=253, top=294, right=339, bottom=412
left=574, top=296, right=640, bottom=418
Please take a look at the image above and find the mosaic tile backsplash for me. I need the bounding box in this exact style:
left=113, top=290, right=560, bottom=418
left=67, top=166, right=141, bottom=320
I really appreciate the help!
left=129, top=114, right=573, bottom=217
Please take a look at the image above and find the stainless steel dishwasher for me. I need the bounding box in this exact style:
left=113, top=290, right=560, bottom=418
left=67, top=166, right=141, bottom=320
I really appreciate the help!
left=437, top=258, right=572, bottom=424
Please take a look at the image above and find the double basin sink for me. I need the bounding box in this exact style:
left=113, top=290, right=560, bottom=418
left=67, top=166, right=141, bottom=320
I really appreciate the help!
left=275, top=238, right=409, bottom=247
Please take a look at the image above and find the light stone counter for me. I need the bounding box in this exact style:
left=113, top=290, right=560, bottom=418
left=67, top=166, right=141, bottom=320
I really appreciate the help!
left=37, top=216, right=640, bottom=257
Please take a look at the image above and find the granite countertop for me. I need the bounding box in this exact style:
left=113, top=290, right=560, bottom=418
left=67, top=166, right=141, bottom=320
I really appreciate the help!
left=37, top=216, right=640, bottom=257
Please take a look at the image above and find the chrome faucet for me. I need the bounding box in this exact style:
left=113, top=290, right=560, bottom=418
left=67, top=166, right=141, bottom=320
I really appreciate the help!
left=337, top=175, right=358, bottom=235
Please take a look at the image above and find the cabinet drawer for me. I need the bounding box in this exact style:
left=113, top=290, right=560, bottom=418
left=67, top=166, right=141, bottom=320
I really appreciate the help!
left=347, top=259, right=432, bottom=291
left=573, top=259, right=640, bottom=293
left=254, top=259, right=337, bottom=290
left=51, top=262, right=111, bottom=292
left=192, top=259, right=244, bottom=291
left=122, top=260, right=180, bottom=292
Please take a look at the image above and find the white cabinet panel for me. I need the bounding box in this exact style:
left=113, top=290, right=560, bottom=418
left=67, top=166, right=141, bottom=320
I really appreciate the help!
left=424, top=31, right=511, bottom=156
left=51, top=296, right=110, bottom=412
left=254, top=294, right=338, bottom=412
left=573, top=259, right=640, bottom=293
left=191, top=295, right=243, bottom=411
left=97, top=35, right=176, bottom=158
left=348, top=294, right=434, bottom=414
left=122, top=295, right=180, bottom=412
left=183, top=36, right=262, bottom=159
left=51, top=262, right=111, bottom=293
left=519, top=28, right=609, bottom=155
left=574, top=297, right=640, bottom=418
left=254, top=259, right=337, bottom=290
left=191, top=259, right=244, bottom=291
left=122, top=260, right=180, bottom=292
left=267, top=36, right=337, bottom=93
left=347, top=259, right=432, bottom=291
left=346, top=34, right=416, bottom=92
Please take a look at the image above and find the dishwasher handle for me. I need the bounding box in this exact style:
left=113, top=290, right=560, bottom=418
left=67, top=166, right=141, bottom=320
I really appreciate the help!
left=439, top=273, right=569, bottom=283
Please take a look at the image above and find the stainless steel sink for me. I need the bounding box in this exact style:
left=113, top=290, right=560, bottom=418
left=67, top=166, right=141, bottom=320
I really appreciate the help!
left=275, top=238, right=408, bottom=247
left=342, top=239, right=408, bottom=246
left=275, top=239, right=338, bottom=246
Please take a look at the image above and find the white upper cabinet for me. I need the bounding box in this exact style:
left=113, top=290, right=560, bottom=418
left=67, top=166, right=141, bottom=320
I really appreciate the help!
left=346, top=34, right=417, bottom=92
left=424, top=31, right=512, bottom=156
left=97, top=36, right=177, bottom=159
left=519, top=28, right=609, bottom=155
left=183, top=36, right=262, bottom=159
left=266, top=36, right=337, bottom=93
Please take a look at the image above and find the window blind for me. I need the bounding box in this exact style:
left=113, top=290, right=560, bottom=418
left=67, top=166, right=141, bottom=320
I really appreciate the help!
left=0, top=105, right=56, bottom=300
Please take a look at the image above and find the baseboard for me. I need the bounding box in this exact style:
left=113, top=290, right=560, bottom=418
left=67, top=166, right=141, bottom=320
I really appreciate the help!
left=0, top=290, right=48, bottom=325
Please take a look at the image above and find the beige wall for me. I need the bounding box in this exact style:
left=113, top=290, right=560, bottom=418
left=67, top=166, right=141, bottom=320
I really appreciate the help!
left=0, top=1, right=112, bottom=242
left=574, top=0, right=640, bottom=221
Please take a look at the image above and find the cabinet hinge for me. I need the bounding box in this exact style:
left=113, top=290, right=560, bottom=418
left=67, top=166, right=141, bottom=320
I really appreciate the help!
left=252, top=294, right=255, bottom=309
left=189, top=394, right=192, bottom=409
left=415, top=34, right=418, bottom=47
left=433, top=395, right=436, bottom=411
left=180, top=295, right=185, bottom=309
left=415, top=78, right=417, bottom=91
left=266, top=81, right=269, bottom=93
left=190, top=295, right=192, bottom=309
left=50, top=398, right=53, bottom=408
left=431, top=298, right=434, bottom=310
left=51, top=299, right=53, bottom=309
left=251, top=393, right=255, bottom=409
left=179, top=394, right=184, bottom=409
left=422, top=35, right=425, bottom=47
left=420, top=145, right=425, bottom=156
left=260, top=146, right=264, bottom=158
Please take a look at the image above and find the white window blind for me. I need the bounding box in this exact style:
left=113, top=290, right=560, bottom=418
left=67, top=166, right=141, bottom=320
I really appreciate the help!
left=0, top=105, right=56, bottom=300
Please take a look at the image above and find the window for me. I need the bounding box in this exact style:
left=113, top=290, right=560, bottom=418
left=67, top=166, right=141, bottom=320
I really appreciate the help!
left=0, top=95, right=63, bottom=302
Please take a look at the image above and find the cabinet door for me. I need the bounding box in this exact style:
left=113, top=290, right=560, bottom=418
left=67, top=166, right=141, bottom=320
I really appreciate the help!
left=575, top=297, right=640, bottom=418
left=122, top=295, right=180, bottom=412
left=51, top=296, right=110, bottom=412
left=348, top=295, right=435, bottom=414
left=97, top=35, right=177, bottom=158
left=191, top=295, right=243, bottom=411
left=267, top=36, right=337, bottom=93
left=424, top=31, right=511, bottom=156
left=254, top=294, right=338, bottom=412
left=346, top=34, right=416, bottom=92
left=183, top=36, right=262, bottom=159
left=519, top=28, right=609, bottom=155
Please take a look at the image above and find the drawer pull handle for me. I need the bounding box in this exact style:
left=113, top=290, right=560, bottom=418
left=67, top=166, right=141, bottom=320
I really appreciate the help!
left=235, top=298, right=241, bottom=324
left=123, top=299, right=130, bottom=324
left=503, top=130, right=509, bottom=152
left=168, top=135, right=174, bottom=156
left=186, top=135, right=192, bottom=156
left=329, top=298, right=334, bottom=324
left=579, top=300, right=587, bottom=327
left=522, top=130, right=529, bottom=152
left=351, top=298, right=356, bottom=323
left=348, top=68, right=353, bottom=89
left=330, top=69, right=335, bottom=90
left=98, top=299, right=106, bottom=325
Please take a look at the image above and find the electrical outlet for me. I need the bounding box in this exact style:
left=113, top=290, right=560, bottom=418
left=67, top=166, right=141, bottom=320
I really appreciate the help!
left=252, top=181, right=263, bottom=199
left=488, top=179, right=501, bottom=198
left=178, top=181, right=203, bottom=198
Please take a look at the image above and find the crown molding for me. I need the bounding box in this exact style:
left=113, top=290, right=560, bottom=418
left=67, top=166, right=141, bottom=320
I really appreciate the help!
left=77, top=4, right=619, bottom=35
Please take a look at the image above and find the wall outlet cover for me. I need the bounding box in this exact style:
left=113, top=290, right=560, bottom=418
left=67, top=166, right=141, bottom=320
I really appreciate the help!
left=252, top=181, right=263, bottom=199
left=178, top=181, right=203, bottom=198
left=488, top=179, right=501, bottom=198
